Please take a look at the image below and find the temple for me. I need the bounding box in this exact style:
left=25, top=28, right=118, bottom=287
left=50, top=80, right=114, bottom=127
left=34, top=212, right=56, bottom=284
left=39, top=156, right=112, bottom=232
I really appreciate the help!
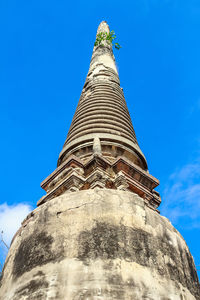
left=38, top=21, right=161, bottom=210
left=0, top=21, right=199, bottom=300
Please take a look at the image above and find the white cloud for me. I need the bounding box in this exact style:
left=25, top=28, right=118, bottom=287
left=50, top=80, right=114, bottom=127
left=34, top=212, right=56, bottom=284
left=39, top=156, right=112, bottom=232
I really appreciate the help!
left=161, top=160, right=200, bottom=228
left=0, top=203, right=32, bottom=246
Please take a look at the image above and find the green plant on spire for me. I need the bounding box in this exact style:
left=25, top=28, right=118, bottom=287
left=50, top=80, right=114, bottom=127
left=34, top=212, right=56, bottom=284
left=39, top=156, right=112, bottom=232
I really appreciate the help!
left=94, top=30, right=121, bottom=50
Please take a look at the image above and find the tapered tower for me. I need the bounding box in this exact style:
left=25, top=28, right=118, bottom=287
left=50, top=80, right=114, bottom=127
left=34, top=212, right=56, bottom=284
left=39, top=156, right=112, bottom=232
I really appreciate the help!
left=38, top=21, right=160, bottom=209
left=0, top=21, right=199, bottom=300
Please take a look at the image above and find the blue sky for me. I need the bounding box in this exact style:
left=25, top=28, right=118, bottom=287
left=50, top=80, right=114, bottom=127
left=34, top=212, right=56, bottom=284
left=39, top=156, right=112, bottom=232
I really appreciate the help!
left=0, top=0, right=200, bottom=276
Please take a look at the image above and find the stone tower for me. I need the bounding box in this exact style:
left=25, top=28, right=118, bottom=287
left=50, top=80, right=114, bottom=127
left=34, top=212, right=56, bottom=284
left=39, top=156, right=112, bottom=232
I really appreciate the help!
left=0, top=21, right=199, bottom=300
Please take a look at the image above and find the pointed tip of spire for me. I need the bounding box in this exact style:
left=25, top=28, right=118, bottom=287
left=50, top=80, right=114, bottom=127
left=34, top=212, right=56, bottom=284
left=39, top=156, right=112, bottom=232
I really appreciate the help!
left=99, top=20, right=108, bottom=25
left=97, top=20, right=110, bottom=34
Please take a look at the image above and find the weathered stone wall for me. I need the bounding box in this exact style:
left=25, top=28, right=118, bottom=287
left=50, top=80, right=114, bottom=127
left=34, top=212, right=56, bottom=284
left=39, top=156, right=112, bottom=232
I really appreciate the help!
left=0, top=189, right=199, bottom=299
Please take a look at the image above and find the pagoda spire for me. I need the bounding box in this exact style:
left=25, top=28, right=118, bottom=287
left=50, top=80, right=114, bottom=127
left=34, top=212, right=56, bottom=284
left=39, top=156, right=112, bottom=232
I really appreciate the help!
left=58, top=20, right=147, bottom=169
left=90, top=21, right=118, bottom=74
left=38, top=21, right=161, bottom=210
left=1, top=22, right=200, bottom=300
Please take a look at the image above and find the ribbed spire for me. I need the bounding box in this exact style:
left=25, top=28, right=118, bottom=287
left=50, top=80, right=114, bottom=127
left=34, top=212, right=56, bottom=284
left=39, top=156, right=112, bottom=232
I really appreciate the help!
left=58, top=21, right=147, bottom=170
left=39, top=21, right=160, bottom=210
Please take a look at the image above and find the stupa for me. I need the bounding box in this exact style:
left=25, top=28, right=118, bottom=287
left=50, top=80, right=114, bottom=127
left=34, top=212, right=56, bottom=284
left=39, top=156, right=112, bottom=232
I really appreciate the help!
left=0, top=21, right=199, bottom=300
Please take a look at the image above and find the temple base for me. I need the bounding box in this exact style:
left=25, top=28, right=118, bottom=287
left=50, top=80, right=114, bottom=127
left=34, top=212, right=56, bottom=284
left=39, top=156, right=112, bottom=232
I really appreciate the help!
left=1, top=190, right=199, bottom=300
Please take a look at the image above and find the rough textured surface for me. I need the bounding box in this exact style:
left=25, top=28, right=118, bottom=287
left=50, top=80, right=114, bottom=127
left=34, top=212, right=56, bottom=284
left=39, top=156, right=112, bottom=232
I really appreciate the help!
left=0, top=189, right=199, bottom=299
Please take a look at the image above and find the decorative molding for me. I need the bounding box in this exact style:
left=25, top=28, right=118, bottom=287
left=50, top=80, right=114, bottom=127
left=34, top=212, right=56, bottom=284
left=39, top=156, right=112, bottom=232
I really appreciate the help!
left=38, top=153, right=161, bottom=211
